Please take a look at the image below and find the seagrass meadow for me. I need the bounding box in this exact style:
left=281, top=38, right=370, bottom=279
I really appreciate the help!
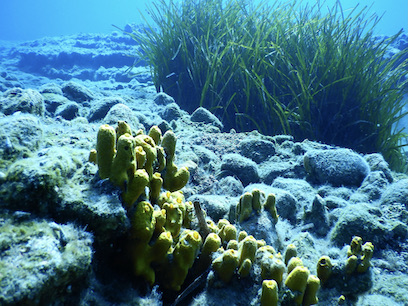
left=126, top=0, right=408, bottom=172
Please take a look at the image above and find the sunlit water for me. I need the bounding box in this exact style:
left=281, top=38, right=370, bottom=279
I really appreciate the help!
left=0, top=0, right=407, bottom=41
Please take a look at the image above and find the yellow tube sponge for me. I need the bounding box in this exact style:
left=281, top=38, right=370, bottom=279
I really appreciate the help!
left=135, top=134, right=157, bottom=178
left=170, top=230, right=202, bottom=291
left=357, top=242, right=374, bottom=273
left=317, top=256, right=332, bottom=285
left=284, top=244, right=297, bottom=266
left=115, top=120, right=132, bottom=140
left=345, top=255, right=358, bottom=274
left=238, top=235, right=258, bottom=267
left=212, top=249, right=240, bottom=283
left=163, top=202, right=183, bottom=238
left=96, top=124, right=116, bottom=179
left=236, top=192, right=253, bottom=222
left=161, top=130, right=177, bottom=159
left=130, top=230, right=173, bottom=286
left=227, top=240, right=239, bottom=250
left=156, top=146, right=166, bottom=172
left=164, top=163, right=190, bottom=192
left=347, top=236, right=363, bottom=257
left=219, top=224, right=238, bottom=244
left=260, top=254, right=286, bottom=284
left=135, top=145, right=146, bottom=169
left=238, top=258, right=252, bottom=278
left=151, top=230, right=173, bottom=263
left=303, top=275, right=320, bottom=306
left=153, top=208, right=166, bottom=235
left=149, top=172, right=163, bottom=204
left=287, top=257, right=304, bottom=275
left=202, top=233, right=222, bottom=260
left=285, top=266, right=310, bottom=305
left=129, top=201, right=156, bottom=242
left=251, top=188, right=264, bottom=213
left=261, top=279, right=279, bottom=306
left=122, top=169, right=149, bottom=207
left=110, top=133, right=137, bottom=188
left=161, top=130, right=190, bottom=192
left=148, top=125, right=162, bottom=146
left=264, top=193, right=278, bottom=223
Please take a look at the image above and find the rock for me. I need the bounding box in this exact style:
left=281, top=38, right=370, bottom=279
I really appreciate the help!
left=380, top=178, right=408, bottom=209
left=159, top=102, right=183, bottom=121
left=1, top=147, right=79, bottom=214
left=0, top=211, right=93, bottom=305
left=304, top=148, right=370, bottom=186
left=238, top=210, right=280, bottom=246
left=13, top=32, right=137, bottom=81
left=191, top=107, right=223, bottom=130
left=87, top=96, right=125, bottom=122
left=220, top=153, right=260, bottom=186
left=354, top=171, right=389, bottom=202
left=330, top=203, right=407, bottom=247
left=0, top=87, right=45, bottom=116
left=192, top=145, right=220, bottom=166
left=187, top=194, right=231, bottom=221
left=303, top=194, right=330, bottom=237
left=62, top=81, right=94, bottom=103
left=274, top=189, right=298, bottom=224
left=260, top=157, right=305, bottom=184
left=214, top=176, right=244, bottom=197
left=154, top=92, right=175, bottom=105
left=271, top=177, right=315, bottom=205
left=364, top=153, right=393, bottom=183
left=55, top=102, right=79, bottom=120
left=238, top=138, right=275, bottom=164
left=42, top=92, right=72, bottom=114
left=0, top=113, right=43, bottom=163
left=58, top=164, right=129, bottom=242
left=104, top=103, right=139, bottom=130
left=271, top=135, right=294, bottom=145
left=39, top=83, right=63, bottom=95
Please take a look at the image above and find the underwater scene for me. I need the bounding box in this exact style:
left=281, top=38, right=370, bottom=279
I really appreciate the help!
left=0, top=0, right=407, bottom=305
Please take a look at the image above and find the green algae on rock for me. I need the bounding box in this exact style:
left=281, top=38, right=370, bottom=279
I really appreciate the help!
left=0, top=211, right=93, bottom=304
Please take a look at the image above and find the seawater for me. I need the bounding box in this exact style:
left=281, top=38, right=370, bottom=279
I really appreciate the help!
left=0, top=0, right=407, bottom=41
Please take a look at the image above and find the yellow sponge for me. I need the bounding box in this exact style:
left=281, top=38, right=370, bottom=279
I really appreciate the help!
left=285, top=266, right=310, bottom=305
left=96, top=124, right=116, bottom=179
left=261, top=279, right=279, bottom=306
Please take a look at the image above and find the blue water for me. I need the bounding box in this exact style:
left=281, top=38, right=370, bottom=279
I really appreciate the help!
left=0, top=0, right=407, bottom=41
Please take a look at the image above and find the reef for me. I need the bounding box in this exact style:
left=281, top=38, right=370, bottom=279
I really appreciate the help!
left=0, top=26, right=407, bottom=306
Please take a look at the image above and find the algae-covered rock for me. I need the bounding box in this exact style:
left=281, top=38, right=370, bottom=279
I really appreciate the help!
left=238, top=138, right=275, bottom=164
left=354, top=171, right=389, bottom=202
left=0, top=87, right=45, bottom=116
left=191, top=107, right=223, bottom=130
left=221, top=153, right=260, bottom=186
left=364, top=153, right=393, bottom=183
left=330, top=203, right=407, bottom=246
left=55, top=101, right=79, bottom=120
left=1, top=147, right=78, bottom=214
left=380, top=178, right=408, bottom=208
left=0, top=211, right=93, bottom=305
left=0, top=113, right=43, bottom=166
left=103, top=103, right=139, bottom=129
left=61, top=81, right=95, bottom=103
left=87, top=96, right=125, bottom=122
left=304, top=148, right=370, bottom=186
left=58, top=164, right=129, bottom=242
left=160, top=102, right=184, bottom=122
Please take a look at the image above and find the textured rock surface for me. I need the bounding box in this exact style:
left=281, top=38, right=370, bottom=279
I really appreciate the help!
left=0, top=211, right=93, bottom=305
left=304, top=148, right=370, bottom=186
